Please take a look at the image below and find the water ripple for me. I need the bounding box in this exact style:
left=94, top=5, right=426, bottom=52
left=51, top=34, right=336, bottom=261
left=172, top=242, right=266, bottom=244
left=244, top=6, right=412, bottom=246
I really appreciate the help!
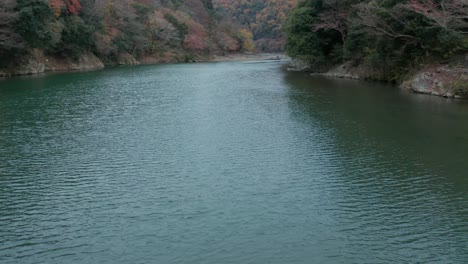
left=0, top=62, right=467, bottom=263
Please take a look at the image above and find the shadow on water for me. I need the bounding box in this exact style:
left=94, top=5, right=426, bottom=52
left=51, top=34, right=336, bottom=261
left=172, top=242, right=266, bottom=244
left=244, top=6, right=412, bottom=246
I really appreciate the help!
left=283, top=71, right=468, bottom=178
left=281, top=71, right=468, bottom=262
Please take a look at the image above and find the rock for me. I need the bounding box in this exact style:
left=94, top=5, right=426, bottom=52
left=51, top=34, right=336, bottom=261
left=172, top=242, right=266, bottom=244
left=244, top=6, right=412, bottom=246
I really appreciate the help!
left=68, top=52, right=105, bottom=71
left=0, top=49, right=105, bottom=77
left=15, top=59, right=46, bottom=75
left=287, top=59, right=310, bottom=71
left=117, top=52, right=140, bottom=65
left=401, top=64, right=468, bottom=98
left=322, top=61, right=361, bottom=80
left=44, top=52, right=105, bottom=72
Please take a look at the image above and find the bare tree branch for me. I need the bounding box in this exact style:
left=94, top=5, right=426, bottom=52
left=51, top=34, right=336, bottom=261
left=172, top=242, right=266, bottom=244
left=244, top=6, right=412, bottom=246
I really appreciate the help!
left=350, top=1, right=418, bottom=40
left=399, top=0, right=468, bottom=34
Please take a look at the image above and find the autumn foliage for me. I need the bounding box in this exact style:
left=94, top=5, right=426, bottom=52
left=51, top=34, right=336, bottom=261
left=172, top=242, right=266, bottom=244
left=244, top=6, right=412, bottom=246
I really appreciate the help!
left=1, top=0, right=265, bottom=64
left=214, top=0, right=298, bottom=51
left=49, top=0, right=81, bottom=16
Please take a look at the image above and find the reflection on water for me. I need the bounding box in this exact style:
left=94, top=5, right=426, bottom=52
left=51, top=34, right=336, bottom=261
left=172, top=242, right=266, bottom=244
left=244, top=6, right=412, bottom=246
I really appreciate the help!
left=0, top=62, right=467, bottom=264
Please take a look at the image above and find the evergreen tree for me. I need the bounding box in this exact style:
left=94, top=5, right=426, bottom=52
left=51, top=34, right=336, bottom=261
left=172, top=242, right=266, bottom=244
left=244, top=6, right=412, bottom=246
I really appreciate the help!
left=15, top=0, right=53, bottom=48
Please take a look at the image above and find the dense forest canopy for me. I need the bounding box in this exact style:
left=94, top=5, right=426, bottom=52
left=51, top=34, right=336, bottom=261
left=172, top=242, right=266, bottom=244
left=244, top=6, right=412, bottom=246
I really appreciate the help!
left=2, top=0, right=290, bottom=66
left=284, top=0, right=468, bottom=80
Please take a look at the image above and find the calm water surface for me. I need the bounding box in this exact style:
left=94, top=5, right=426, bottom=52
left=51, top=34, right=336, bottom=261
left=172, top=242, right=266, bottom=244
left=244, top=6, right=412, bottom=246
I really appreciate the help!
left=0, top=61, right=467, bottom=263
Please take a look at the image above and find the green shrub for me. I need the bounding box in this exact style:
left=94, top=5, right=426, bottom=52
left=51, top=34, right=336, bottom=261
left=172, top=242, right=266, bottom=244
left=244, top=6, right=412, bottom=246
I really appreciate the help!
left=15, top=0, right=53, bottom=49
left=454, top=78, right=468, bottom=95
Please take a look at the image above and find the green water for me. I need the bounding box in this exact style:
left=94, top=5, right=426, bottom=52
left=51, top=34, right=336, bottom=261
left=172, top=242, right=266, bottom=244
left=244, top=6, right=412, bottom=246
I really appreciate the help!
left=0, top=61, right=467, bottom=263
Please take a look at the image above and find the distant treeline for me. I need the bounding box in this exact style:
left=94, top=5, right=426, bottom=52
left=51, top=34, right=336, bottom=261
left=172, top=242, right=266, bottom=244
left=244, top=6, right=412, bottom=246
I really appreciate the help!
left=214, top=0, right=298, bottom=52
left=285, top=0, right=468, bottom=80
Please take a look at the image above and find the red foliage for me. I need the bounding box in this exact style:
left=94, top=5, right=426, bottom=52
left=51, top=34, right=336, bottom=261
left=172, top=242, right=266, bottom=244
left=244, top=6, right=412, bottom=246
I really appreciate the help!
left=49, top=0, right=64, bottom=17
left=184, top=35, right=206, bottom=50
left=65, top=0, right=81, bottom=15
left=49, top=0, right=81, bottom=16
left=216, top=32, right=240, bottom=51
left=255, top=38, right=285, bottom=52
left=164, top=8, right=209, bottom=51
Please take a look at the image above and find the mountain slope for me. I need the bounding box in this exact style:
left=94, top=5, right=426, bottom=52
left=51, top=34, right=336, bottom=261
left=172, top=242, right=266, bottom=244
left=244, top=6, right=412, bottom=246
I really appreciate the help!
left=214, top=0, right=297, bottom=51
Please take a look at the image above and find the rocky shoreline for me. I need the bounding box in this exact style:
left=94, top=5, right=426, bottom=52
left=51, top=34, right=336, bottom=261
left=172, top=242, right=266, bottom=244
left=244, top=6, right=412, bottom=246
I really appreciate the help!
left=4, top=50, right=464, bottom=100
left=0, top=49, right=105, bottom=78
left=401, top=65, right=468, bottom=99
left=287, top=56, right=468, bottom=99
left=210, top=53, right=288, bottom=62
left=0, top=50, right=288, bottom=79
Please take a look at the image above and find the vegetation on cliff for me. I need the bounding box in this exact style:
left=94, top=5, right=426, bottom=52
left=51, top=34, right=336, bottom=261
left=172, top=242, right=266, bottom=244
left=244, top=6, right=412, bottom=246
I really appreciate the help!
left=285, top=0, right=468, bottom=81
left=0, top=0, right=262, bottom=68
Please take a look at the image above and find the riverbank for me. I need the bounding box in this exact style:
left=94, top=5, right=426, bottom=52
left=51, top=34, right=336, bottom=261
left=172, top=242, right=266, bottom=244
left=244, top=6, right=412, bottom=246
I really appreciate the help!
left=288, top=55, right=468, bottom=99
left=210, top=53, right=289, bottom=62
left=0, top=50, right=288, bottom=79
left=0, top=49, right=105, bottom=78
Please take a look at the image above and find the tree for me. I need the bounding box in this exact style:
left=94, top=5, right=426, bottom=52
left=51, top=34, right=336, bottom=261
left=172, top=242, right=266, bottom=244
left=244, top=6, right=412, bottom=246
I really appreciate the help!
left=146, top=11, right=180, bottom=53
left=0, top=0, right=23, bottom=61
left=184, top=34, right=206, bottom=50
left=313, top=0, right=359, bottom=43
left=237, top=29, right=255, bottom=51
left=350, top=1, right=418, bottom=40
left=53, top=15, right=94, bottom=58
left=285, top=1, right=323, bottom=62
left=15, top=0, right=54, bottom=48
left=50, top=0, right=82, bottom=16
left=213, top=0, right=298, bottom=51
left=284, top=0, right=467, bottom=81
left=400, top=0, right=468, bottom=34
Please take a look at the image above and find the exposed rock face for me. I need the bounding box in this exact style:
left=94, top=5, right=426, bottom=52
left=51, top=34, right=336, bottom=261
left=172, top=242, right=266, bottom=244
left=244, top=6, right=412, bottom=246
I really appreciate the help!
left=287, top=59, right=310, bottom=71
left=13, top=57, right=46, bottom=76
left=322, top=61, right=361, bottom=79
left=45, top=52, right=105, bottom=71
left=0, top=49, right=105, bottom=77
left=116, top=52, right=140, bottom=65
left=401, top=65, right=468, bottom=98
left=321, top=61, right=390, bottom=80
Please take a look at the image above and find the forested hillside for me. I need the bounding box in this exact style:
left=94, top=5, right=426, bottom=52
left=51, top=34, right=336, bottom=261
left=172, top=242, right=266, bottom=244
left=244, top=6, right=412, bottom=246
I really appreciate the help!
left=0, top=0, right=260, bottom=70
left=214, top=0, right=297, bottom=51
left=285, top=0, right=468, bottom=83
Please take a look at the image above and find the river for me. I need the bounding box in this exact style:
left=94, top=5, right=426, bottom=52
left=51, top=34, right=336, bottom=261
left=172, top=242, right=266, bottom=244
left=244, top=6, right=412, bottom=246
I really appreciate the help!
left=0, top=61, right=467, bottom=263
